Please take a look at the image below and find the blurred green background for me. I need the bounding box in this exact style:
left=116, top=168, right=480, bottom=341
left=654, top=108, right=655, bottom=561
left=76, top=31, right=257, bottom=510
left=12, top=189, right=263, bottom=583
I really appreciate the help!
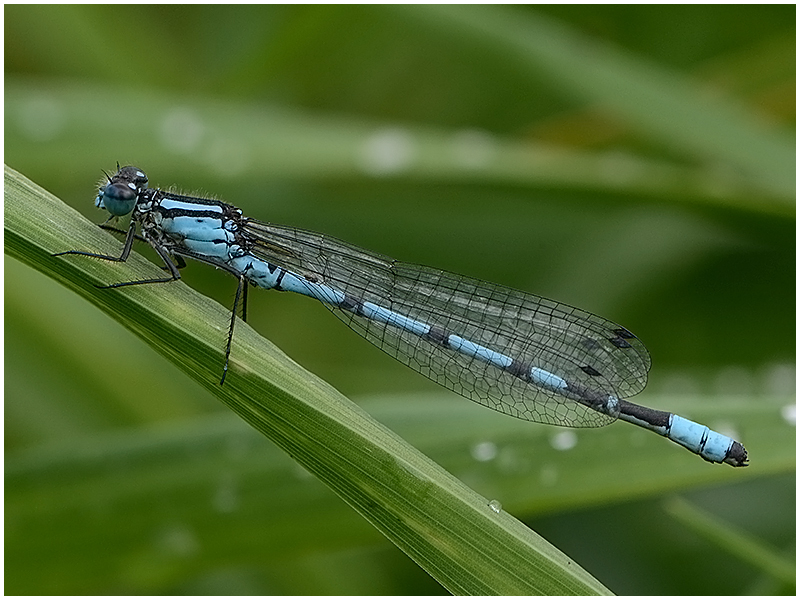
left=5, top=5, right=794, bottom=595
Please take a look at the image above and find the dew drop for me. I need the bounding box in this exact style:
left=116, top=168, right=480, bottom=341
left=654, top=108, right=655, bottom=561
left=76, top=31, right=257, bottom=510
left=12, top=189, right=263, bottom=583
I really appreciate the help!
left=471, top=441, right=498, bottom=462
left=550, top=430, right=577, bottom=451
left=357, top=128, right=415, bottom=175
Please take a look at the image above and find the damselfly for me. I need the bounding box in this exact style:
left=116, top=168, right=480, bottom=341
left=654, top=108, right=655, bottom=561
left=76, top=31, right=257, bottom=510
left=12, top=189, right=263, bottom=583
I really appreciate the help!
left=54, top=165, right=748, bottom=467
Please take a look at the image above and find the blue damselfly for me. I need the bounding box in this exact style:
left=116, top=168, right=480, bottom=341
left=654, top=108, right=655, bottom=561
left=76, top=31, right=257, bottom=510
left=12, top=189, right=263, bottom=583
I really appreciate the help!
left=54, top=165, right=748, bottom=466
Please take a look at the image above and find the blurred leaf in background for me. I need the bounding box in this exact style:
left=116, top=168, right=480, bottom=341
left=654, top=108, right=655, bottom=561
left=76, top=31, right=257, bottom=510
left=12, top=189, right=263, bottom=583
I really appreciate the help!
left=4, top=4, right=795, bottom=595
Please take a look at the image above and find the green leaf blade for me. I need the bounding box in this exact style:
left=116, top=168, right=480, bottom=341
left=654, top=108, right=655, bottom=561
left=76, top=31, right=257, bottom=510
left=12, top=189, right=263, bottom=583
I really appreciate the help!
left=5, top=164, right=613, bottom=594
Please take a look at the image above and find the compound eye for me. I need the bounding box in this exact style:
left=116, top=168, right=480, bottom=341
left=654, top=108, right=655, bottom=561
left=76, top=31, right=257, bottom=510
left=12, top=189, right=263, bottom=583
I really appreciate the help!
left=96, top=182, right=138, bottom=216
left=118, top=166, right=148, bottom=188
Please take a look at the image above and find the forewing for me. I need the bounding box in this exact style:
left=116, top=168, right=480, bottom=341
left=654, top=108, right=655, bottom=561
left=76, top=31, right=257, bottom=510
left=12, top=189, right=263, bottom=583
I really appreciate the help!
left=244, top=219, right=651, bottom=427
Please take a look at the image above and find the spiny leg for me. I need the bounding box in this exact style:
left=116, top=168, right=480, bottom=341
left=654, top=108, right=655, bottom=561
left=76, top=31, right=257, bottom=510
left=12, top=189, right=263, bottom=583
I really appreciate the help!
left=54, top=219, right=184, bottom=288
left=53, top=216, right=138, bottom=264
left=94, top=238, right=183, bottom=289
left=242, top=280, right=249, bottom=323
left=221, top=274, right=247, bottom=385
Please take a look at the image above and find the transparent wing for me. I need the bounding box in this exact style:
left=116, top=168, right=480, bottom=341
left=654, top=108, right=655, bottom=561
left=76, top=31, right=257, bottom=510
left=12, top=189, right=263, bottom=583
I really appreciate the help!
left=244, top=219, right=651, bottom=428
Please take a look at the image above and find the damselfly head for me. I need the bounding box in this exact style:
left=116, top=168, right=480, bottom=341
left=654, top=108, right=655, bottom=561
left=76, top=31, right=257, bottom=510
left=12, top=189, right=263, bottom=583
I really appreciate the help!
left=95, top=165, right=149, bottom=216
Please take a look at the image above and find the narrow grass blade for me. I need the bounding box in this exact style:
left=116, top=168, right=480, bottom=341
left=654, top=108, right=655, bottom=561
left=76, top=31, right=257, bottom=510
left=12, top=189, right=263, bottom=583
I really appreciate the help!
left=4, top=164, right=612, bottom=594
